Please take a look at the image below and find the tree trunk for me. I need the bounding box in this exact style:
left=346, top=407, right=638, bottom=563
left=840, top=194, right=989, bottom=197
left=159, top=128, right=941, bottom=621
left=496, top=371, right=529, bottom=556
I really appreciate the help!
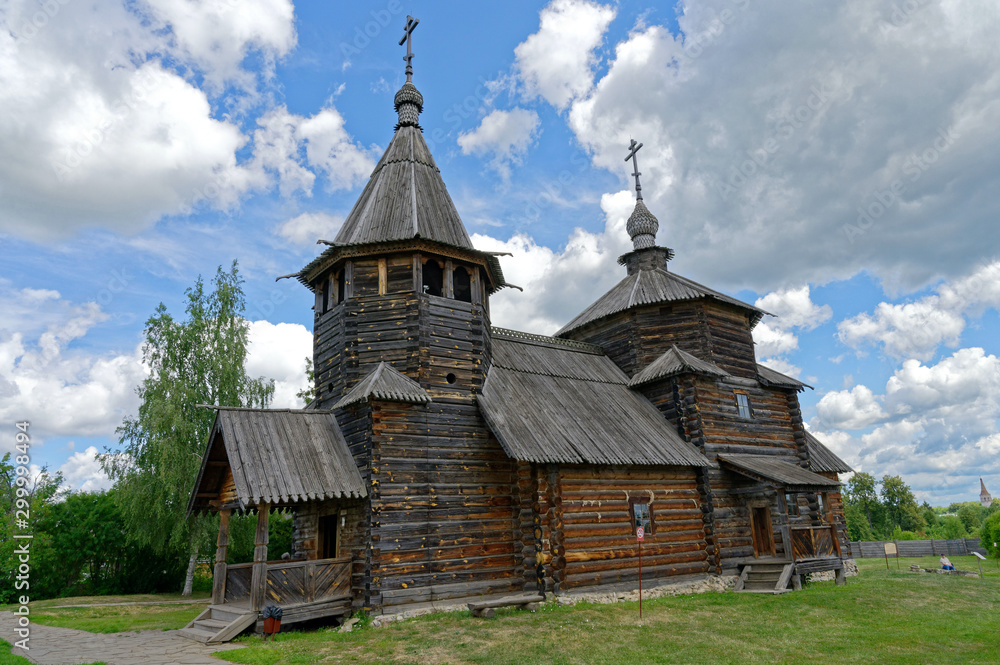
left=182, top=550, right=198, bottom=597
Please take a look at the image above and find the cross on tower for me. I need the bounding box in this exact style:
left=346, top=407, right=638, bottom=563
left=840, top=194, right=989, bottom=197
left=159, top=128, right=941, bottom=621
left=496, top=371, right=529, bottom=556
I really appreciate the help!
left=399, top=15, right=420, bottom=83
left=625, top=139, right=644, bottom=201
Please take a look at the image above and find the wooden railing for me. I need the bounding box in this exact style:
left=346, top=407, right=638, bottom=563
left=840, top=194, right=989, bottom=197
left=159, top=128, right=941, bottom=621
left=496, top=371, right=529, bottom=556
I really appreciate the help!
left=223, top=557, right=351, bottom=607
left=789, top=525, right=842, bottom=560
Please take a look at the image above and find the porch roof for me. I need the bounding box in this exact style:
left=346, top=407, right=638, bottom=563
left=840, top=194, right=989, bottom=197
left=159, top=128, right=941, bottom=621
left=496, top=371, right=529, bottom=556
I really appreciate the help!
left=719, top=454, right=841, bottom=489
left=188, top=407, right=367, bottom=514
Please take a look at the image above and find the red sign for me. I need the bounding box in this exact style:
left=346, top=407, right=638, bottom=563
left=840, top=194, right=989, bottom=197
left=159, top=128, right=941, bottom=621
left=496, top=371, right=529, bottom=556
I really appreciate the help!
left=636, top=526, right=644, bottom=541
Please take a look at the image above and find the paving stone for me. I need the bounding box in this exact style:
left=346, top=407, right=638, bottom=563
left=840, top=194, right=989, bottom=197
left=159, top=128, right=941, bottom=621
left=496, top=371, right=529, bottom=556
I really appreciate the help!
left=0, top=612, right=244, bottom=665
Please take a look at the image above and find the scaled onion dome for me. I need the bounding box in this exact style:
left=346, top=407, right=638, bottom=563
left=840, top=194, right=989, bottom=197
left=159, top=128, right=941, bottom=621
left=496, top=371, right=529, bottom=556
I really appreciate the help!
left=394, top=81, right=423, bottom=129
left=626, top=199, right=659, bottom=250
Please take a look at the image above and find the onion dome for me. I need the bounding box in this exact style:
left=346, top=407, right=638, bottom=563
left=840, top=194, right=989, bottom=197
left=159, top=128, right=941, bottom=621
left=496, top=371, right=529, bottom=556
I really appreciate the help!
left=627, top=199, right=659, bottom=250
left=394, top=81, right=423, bottom=129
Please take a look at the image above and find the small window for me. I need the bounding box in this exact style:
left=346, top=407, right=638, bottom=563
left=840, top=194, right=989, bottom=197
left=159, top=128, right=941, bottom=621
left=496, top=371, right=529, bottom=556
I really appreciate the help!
left=453, top=267, right=472, bottom=303
left=628, top=496, right=655, bottom=536
left=735, top=392, right=752, bottom=419
left=785, top=493, right=798, bottom=517
left=336, top=271, right=345, bottom=304
left=422, top=260, right=443, bottom=297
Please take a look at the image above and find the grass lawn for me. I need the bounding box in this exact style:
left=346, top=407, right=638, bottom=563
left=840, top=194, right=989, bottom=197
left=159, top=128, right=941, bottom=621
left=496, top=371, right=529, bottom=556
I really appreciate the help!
left=213, top=556, right=1000, bottom=665
left=0, top=594, right=209, bottom=634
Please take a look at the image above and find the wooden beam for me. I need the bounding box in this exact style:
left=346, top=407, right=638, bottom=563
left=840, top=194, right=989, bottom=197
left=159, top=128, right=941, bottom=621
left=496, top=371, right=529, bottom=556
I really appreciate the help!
left=444, top=260, right=455, bottom=299
left=250, top=503, right=270, bottom=612
left=212, top=508, right=231, bottom=605
left=378, top=258, right=387, bottom=296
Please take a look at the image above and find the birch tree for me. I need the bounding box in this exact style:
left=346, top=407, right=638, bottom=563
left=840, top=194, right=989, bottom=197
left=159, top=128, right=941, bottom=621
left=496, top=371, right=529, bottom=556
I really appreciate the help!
left=103, top=262, right=273, bottom=595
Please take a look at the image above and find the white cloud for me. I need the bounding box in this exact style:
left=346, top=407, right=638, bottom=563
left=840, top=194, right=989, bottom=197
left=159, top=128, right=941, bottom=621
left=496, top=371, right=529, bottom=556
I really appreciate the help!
left=811, top=347, right=1000, bottom=503
left=547, top=1, right=1000, bottom=293
left=814, top=384, right=886, bottom=431
left=250, top=106, right=376, bottom=197
left=474, top=189, right=635, bottom=334
left=458, top=108, right=541, bottom=176
left=752, top=322, right=798, bottom=358
left=0, top=0, right=367, bottom=241
left=58, top=446, right=113, bottom=493
left=276, top=212, right=345, bottom=246
left=838, top=261, right=1000, bottom=360
left=246, top=320, right=313, bottom=408
left=752, top=285, right=830, bottom=368
left=141, top=0, right=297, bottom=91
left=756, top=286, right=832, bottom=330
left=0, top=287, right=146, bottom=447
left=514, top=0, right=616, bottom=110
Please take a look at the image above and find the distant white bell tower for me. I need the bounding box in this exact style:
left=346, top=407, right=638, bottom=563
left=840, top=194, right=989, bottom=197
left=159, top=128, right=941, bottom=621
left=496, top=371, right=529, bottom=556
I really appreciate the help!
left=980, top=478, right=992, bottom=507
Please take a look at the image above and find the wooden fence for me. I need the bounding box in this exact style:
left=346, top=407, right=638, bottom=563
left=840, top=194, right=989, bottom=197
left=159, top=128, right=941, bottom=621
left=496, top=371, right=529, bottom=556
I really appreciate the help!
left=848, top=538, right=985, bottom=558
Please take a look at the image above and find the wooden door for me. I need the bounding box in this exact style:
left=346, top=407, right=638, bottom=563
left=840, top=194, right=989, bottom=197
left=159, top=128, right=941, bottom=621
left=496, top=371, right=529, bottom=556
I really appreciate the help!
left=751, top=506, right=775, bottom=557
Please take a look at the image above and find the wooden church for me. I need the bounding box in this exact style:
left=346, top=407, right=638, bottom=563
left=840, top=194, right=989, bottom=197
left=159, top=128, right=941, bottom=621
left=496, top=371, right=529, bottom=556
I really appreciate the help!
left=184, top=16, right=852, bottom=642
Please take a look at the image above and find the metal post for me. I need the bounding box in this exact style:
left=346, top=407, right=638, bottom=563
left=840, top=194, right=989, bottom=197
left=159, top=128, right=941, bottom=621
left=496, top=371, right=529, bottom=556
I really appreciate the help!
left=638, top=538, right=642, bottom=620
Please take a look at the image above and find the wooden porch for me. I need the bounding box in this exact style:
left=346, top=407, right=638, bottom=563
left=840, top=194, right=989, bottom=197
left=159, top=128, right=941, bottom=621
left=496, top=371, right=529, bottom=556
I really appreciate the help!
left=181, top=504, right=354, bottom=644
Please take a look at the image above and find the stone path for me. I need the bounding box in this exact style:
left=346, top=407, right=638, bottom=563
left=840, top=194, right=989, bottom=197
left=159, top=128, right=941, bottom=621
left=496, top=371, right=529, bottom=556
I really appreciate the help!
left=0, top=612, right=244, bottom=665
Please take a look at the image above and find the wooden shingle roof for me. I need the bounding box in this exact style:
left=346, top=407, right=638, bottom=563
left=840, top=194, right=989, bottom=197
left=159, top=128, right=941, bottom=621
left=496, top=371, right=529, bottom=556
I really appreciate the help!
left=555, top=268, right=766, bottom=336
left=334, top=124, right=472, bottom=248
left=719, top=454, right=841, bottom=488
left=804, top=431, right=853, bottom=474
left=478, top=331, right=710, bottom=467
left=333, top=362, right=431, bottom=410
left=188, top=408, right=366, bottom=513
left=756, top=363, right=812, bottom=391
left=629, top=345, right=730, bottom=387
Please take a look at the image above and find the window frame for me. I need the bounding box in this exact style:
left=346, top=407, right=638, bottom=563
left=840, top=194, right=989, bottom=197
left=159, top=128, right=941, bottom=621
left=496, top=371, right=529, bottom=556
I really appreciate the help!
left=734, top=390, right=753, bottom=419
left=628, top=496, right=656, bottom=536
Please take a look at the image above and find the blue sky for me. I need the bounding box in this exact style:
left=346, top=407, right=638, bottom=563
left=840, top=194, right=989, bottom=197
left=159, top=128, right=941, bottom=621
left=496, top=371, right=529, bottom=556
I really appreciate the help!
left=2, top=0, right=999, bottom=505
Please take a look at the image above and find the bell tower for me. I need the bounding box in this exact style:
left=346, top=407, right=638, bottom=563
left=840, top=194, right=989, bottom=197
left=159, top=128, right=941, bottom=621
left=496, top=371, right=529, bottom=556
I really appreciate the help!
left=289, top=16, right=511, bottom=409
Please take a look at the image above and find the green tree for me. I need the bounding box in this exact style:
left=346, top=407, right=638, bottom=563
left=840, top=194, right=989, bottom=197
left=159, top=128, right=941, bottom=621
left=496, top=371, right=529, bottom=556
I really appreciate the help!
left=295, top=356, right=316, bottom=406
left=844, top=471, right=881, bottom=531
left=922, top=502, right=939, bottom=530
left=102, top=262, right=274, bottom=595
left=844, top=502, right=876, bottom=541
left=0, top=453, right=62, bottom=603
left=31, top=490, right=187, bottom=599
left=937, top=515, right=966, bottom=540
left=958, top=504, right=982, bottom=533
left=981, top=512, right=1000, bottom=559
left=881, top=474, right=924, bottom=534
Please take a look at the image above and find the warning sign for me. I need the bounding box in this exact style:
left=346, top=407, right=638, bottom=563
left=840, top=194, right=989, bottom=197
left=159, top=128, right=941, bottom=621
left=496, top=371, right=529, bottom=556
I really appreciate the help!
left=636, top=526, right=644, bottom=541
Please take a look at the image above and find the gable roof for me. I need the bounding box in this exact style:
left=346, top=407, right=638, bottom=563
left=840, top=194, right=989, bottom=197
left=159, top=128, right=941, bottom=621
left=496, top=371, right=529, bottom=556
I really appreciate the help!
left=629, top=345, right=730, bottom=387
left=188, top=408, right=366, bottom=514
left=478, top=330, right=709, bottom=467
left=804, top=431, right=853, bottom=474
left=756, top=363, right=812, bottom=391
left=555, top=267, right=766, bottom=336
left=333, top=124, right=472, bottom=249
left=333, top=362, right=431, bottom=410
left=719, top=454, right=841, bottom=488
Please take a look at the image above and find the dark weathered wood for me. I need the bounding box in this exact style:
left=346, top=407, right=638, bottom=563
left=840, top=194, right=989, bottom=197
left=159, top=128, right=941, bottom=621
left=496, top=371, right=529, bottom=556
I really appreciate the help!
left=212, top=509, right=231, bottom=605
left=250, top=503, right=270, bottom=612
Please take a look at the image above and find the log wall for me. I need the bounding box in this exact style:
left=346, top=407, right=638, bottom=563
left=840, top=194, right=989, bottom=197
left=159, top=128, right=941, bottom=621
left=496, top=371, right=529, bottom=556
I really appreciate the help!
left=517, top=464, right=710, bottom=591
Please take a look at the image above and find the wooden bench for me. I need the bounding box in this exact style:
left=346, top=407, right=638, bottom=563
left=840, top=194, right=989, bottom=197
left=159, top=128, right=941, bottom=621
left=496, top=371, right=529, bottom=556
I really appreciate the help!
left=467, top=594, right=545, bottom=619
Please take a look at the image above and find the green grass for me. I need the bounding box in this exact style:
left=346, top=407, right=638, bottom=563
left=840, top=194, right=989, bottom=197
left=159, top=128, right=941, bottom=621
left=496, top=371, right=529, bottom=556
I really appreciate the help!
left=213, top=557, right=1000, bottom=665
left=0, top=640, right=105, bottom=665
left=0, top=592, right=210, bottom=634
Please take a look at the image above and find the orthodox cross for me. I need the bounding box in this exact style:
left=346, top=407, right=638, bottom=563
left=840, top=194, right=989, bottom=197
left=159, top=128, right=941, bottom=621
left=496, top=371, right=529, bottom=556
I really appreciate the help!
left=625, top=139, right=644, bottom=201
left=399, top=15, right=420, bottom=83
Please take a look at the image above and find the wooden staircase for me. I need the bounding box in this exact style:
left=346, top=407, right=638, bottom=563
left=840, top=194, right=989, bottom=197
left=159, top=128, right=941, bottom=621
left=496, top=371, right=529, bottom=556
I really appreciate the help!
left=734, top=562, right=794, bottom=594
left=178, top=604, right=257, bottom=644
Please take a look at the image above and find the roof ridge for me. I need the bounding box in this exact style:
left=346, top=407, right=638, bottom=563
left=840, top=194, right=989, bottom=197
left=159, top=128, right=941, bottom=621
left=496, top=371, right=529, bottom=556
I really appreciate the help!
left=492, top=327, right=605, bottom=354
